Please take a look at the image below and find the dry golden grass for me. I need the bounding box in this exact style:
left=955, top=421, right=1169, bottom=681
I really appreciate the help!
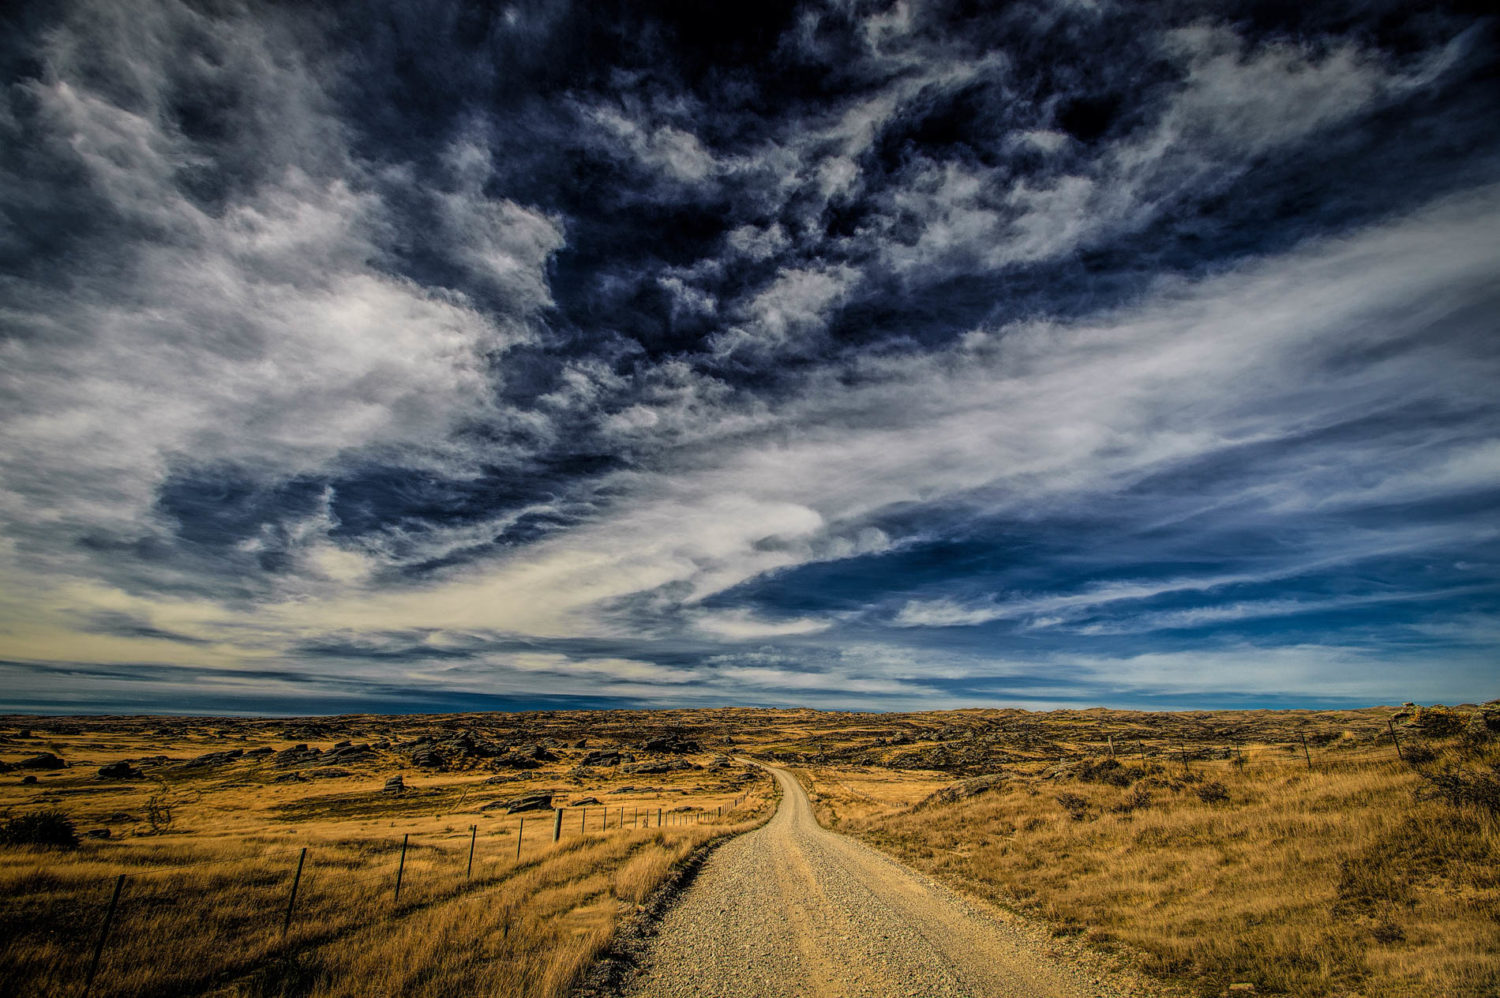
left=4, top=703, right=1495, bottom=997
left=793, top=712, right=1500, bottom=998
left=0, top=715, right=776, bottom=998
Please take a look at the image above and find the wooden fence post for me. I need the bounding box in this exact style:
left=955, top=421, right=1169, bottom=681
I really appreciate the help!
left=394, top=834, right=409, bottom=903
left=552, top=808, right=562, bottom=843
left=1300, top=733, right=1313, bottom=770
left=1108, top=736, right=1115, bottom=758
left=1388, top=719, right=1405, bottom=762
left=282, top=848, right=306, bottom=937
left=467, top=825, right=477, bottom=879
left=657, top=807, right=662, bottom=826
left=517, top=817, right=525, bottom=860
left=81, top=874, right=125, bottom=998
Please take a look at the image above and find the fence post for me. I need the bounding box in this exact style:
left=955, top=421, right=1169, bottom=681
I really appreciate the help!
left=1388, top=719, right=1405, bottom=762
left=394, top=833, right=409, bottom=903
left=552, top=808, right=562, bottom=842
left=657, top=807, right=662, bottom=827
left=1108, top=736, right=1115, bottom=758
left=1139, top=741, right=1147, bottom=763
left=619, top=806, right=623, bottom=829
left=81, top=874, right=125, bottom=998
left=467, top=825, right=477, bottom=879
left=282, top=848, right=306, bottom=937
left=1300, top=733, right=1313, bottom=770
left=517, top=817, right=525, bottom=860
left=580, top=808, right=586, bottom=833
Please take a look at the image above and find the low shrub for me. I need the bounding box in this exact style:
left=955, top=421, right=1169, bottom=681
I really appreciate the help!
left=1194, top=780, right=1230, bottom=805
left=1410, top=705, right=1467, bottom=738
left=1055, top=792, right=1090, bottom=821
left=1415, top=766, right=1500, bottom=818
left=0, top=809, right=79, bottom=848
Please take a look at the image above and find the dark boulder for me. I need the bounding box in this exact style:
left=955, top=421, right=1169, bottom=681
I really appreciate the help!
left=273, top=744, right=322, bottom=767
left=580, top=750, right=631, bottom=767
left=383, top=775, right=405, bottom=794
left=641, top=736, right=699, bottom=754
left=97, top=761, right=142, bottom=779
left=482, top=792, right=553, bottom=813
left=914, top=774, right=1006, bottom=810
left=181, top=749, right=244, bottom=768
left=19, top=753, right=65, bottom=770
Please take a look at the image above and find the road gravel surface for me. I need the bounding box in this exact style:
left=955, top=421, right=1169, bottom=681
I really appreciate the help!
left=621, top=764, right=1138, bottom=998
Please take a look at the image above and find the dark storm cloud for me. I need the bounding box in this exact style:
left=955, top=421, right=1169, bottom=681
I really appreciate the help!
left=0, top=0, right=1496, bottom=711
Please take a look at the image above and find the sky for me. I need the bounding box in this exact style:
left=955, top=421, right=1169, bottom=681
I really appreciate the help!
left=0, top=0, right=1497, bottom=715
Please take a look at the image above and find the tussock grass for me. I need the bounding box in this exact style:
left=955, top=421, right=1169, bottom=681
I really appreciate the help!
left=0, top=716, right=774, bottom=998
left=827, top=738, right=1500, bottom=998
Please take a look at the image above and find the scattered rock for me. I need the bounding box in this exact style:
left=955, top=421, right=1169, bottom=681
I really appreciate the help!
left=623, top=758, right=697, bottom=775
left=914, top=774, right=1006, bottom=810
left=492, top=752, right=542, bottom=770
left=97, top=761, right=142, bottom=779
left=21, top=775, right=38, bottom=784
left=273, top=744, right=322, bottom=767
left=483, top=792, right=553, bottom=813
left=272, top=772, right=306, bottom=783
left=581, top=749, right=633, bottom=766
left=84, top=828, right=111, bottom=839
left=383, top=775, right=405, bottom=794
left=641, top=736, right=699, bottom=754
left=244, top=746, right=274, bottom=757
left=570, top=796, right=602, bottom=806
left=322, top=743, right=374, bottom=765
left=18, top=753, right=66, bottom=770
left=181, top=749, right=244, bottom=768
left=410, top=746, right=446, bottom=770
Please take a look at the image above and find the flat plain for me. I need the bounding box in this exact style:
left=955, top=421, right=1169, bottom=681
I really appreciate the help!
left=0, top=702, right=1495, bottom=998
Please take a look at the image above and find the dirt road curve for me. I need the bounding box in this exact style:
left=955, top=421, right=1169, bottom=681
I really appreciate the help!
left=622, top=764, right=1128, bottom=998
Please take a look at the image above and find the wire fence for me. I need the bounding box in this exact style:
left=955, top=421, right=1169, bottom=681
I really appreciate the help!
left=0, top=794, right=759, bottom=998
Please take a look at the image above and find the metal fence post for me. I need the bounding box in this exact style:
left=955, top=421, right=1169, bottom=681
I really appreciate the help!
left=394, top=833, right=409, bottom=902
left=282, top=848, right=306, bottom=937
left=81, top=874, right=125, bottom=998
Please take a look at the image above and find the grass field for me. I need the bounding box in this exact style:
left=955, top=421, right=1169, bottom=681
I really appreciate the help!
left=1, top=702, right=1495, bottom=997
left=0, top=714, right=776, bottom=997
left=791, top=703, right=1500, bottom=998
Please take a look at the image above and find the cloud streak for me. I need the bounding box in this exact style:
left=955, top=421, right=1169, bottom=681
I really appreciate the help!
left=0, top=1, right=1496, bottom=712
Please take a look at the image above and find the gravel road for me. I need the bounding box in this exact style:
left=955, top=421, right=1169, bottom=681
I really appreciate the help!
left=621, top=764, right=1132, bottom=998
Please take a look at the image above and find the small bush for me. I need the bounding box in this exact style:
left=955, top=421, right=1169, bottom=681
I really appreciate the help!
left=1111, top=786, right=1153, bottom=814
left=1194, top=780, right=1230, bottom=805
left=1055, top=792, right=1090, bottom=821
left=1415, top=766, right=1500, bottom=817
left=1410, top=705, right=1467, bottom=738
left=1403, top=743, right=1438, bottom=765
left=0, top=810, right=79, bottom=848
left=1077, top=758, right=1135, bottom=787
